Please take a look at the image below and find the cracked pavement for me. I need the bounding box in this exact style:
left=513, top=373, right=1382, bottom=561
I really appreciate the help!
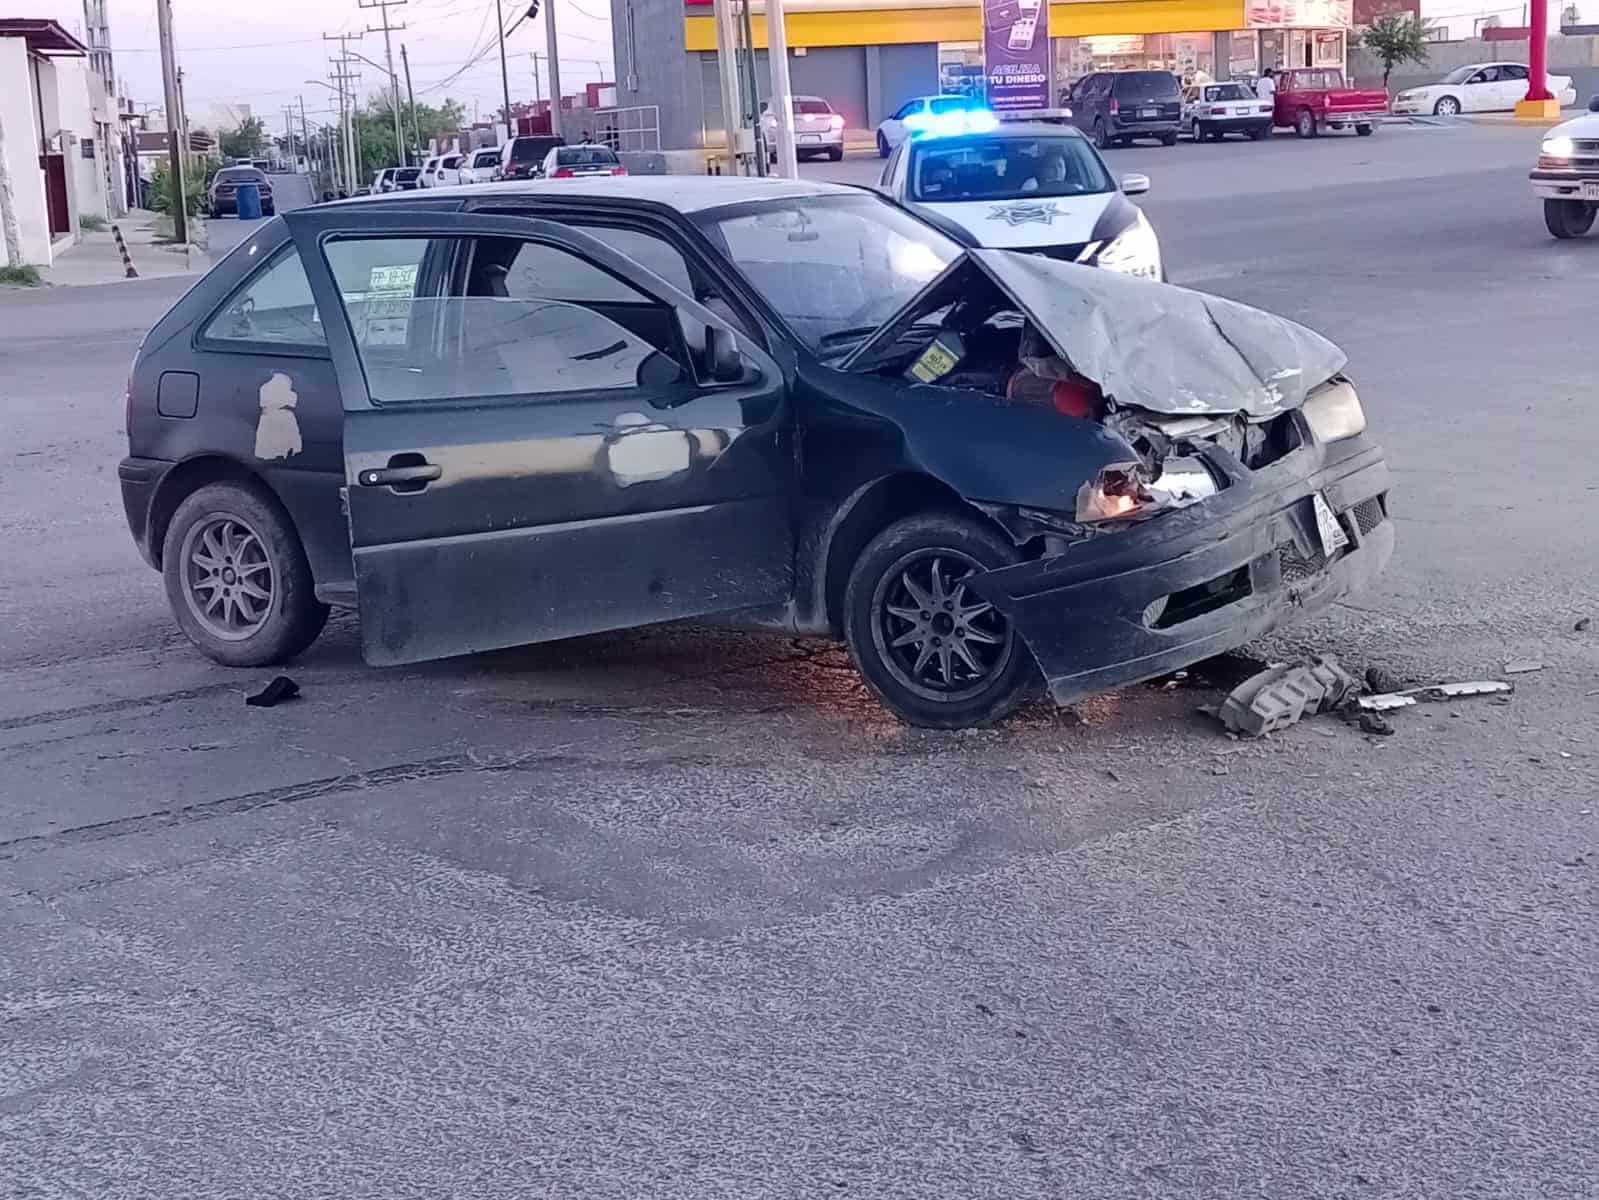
left=3, top=127, right=1598, bottom=1198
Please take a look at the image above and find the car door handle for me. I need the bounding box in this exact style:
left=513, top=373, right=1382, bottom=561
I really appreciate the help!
left=358, top=463, right=442, bottom=488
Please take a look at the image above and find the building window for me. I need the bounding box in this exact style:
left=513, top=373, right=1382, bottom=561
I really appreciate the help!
left=1055, top=34, right=1217, bottom=88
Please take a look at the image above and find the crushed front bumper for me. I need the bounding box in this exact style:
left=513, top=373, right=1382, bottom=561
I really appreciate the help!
left=971, top=433, right=1393, bottom=706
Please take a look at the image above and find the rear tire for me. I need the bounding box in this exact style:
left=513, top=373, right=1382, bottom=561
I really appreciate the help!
left=828, top=144, right=844, bottom=161
left=1544, top=198, right=1597, bottom=238
left=161, top=481, right=329, bottom=668
left=1161, top=130, right=1179, bottom=146
left=1094, top=118, right=1111, bottom=149
left=1355, top=123, right=1374, bottom=136
left=843, top=513, right=1037, bottom=729
left=876, top=130, right=890, bottom=158
left=1250, top=124, right=1271, bottom=140
left=1295, top=108, right=1318, bottom=138
left=1190, top=117, right=1203, bottom=140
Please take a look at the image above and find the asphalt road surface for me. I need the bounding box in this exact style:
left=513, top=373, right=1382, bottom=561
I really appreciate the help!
left=4, top=130, right=1597, bottom=1199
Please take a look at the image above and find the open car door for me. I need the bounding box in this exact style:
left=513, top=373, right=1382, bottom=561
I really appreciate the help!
left=282, top=207, right=794, bottom=666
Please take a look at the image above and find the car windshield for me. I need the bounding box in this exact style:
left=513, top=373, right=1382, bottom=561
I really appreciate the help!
left=909, top=135, right=1112, bottom=202
left=929, top=96, right=974, bottom=114
left=1114, top=72, right=1178, bottom=99
left=558, top=147, right=620, bottom=165
left=1205, top=83, right=1252, bottom=101
left=700, top=194, right=959, bottom=350
left=1441, top=66, right=1479, bottom=84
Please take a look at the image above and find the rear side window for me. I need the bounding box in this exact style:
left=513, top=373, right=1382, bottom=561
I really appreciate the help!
left=509, top=137, right=561, bottom=162
left=323, top=236, right=681, bottom=405
left=1113, top=72, right=1179, bottom=100
left=202, top=246, right=326, bottom=348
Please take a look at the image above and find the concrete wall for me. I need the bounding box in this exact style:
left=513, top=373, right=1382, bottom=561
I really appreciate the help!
left=57, top=61, right=106, bottom=223
left=874, top=43, right=940, bottom=123
left=614, top=0, right=704, bottom=150
left=1351, top=34, right=1599, bottom=101
left=0, top=38, right=53, bottom=265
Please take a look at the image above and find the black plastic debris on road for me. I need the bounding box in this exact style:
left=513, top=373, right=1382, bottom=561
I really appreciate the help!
left=246, top=676, right=301, bottom=708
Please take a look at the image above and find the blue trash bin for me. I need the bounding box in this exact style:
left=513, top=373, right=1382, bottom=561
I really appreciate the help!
left=235, top=181, right=262, bottom=220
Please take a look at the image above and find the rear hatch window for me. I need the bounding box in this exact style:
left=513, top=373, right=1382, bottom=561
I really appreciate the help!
left=510, top=137, right=563, bottom=162
left=557, top=147, right=620, bottom=166
left=1114, top=72, right=1179, bottom=100
left=395, top=167, right=422, bottom=181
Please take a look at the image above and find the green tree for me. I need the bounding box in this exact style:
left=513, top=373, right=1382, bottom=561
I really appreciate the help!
left=1356, top=14, right=1433, bottom=90
left=219, top=116, right=268, bottom=162
left=356, top=95, right=467, bottom=169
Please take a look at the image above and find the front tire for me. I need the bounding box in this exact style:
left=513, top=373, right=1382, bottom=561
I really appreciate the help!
left=1434, top=96, right=1461, bottom=117
left=876, top=131, right=890, bottom=158
left=1544, top=198, right=1597, bottom=238
left=828, top=144, right=844, bottom=161
left=161, top=481, right=329, bottom=668
left=1295, top=108, right=1318, bottom=138
left=843, top=514, right=1036, bottom=729
left=1094, top=118, right=1111, bottom=149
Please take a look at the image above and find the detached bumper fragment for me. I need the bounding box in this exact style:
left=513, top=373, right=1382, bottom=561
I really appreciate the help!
left=968, top=433, right=1393, bottom=706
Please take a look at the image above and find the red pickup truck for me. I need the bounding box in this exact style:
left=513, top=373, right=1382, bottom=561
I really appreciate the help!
left=1273, top=68, right=1388, bottom=138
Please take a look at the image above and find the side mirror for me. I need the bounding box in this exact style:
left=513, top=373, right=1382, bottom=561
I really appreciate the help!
left=705, top=325, right=743, bottom=383
left=1121, top=173, right=1151, bottom=196
left=1588, top=94, right=1599, bottom=112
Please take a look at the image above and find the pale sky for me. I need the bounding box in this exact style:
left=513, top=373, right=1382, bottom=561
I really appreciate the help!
left=36, top=0, right=617, bottom=128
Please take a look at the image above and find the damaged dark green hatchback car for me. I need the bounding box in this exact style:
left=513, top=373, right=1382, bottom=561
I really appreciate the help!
left=119, top=177, right=1391, bottom=728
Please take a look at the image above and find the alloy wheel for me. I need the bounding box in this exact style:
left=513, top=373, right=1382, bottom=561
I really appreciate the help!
left=179, top=513, right=276, bottom=642
left=871, top=549, right=1013, bottom=703
left=1436, top=97, right=1460, bottom=116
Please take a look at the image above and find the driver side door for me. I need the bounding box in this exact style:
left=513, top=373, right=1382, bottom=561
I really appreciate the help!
left=284, top=208, right=794, bottom=666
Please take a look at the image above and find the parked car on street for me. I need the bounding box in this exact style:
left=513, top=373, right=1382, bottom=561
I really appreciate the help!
left=458, top=146, right=502, bottom=184
left=1182, top=81, right=1274, bottom=140
left=418, top=156, right=442, bottom=188
left=876, top=123, right=1162, bottom=279
left=208, top=166, right=275, bottom=217
left=1392, top=62, right=1577, bottom=116
left=1531, top=95, right=1599, bottom=237
left=539, top=143, right=629, bottom=179
left=497, top=134, right=565, bottom=180
left=762, top=94, right=846, bottom=161
left=1068, top=70, right=1182, bottom=147
left=389, top=166, right=424, bottom=191
left=373, top=168, right=397, bottom=193
left=876, top=94, right=987, bottom=156
left=1271, top=68, right=1387, bottom=137
left=427, top=153, right=463, bottom=187
left=117, top=176, right=1392, bottom=728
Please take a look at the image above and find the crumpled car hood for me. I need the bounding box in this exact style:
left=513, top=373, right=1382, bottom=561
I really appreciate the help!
left=968, top=249, right=1348, bottom=419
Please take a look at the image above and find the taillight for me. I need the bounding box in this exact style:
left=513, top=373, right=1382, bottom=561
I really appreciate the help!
left=609, top=166, right=628, bottom=176
left=1109, top=96, right=1119, bottom=115
left=551, top=167, right=574, bottom=178
left=828, top=114, right=844, bottom=130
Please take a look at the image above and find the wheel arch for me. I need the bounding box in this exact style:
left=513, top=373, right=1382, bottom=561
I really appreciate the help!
left=812, top=472, right=1013, bottom=636
left=148, top=455, right=279, bottom=569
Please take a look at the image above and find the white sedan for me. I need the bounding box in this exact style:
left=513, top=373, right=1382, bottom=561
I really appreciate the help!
left=456, top=146, right=501, bottom=185
left=877, top=121, right=1162, bottom=280
left=761, top=95, right=845, bottom=161
left=876, top=94, right=987, bottom=157
left=1393, top=62, right=1577, bottom=116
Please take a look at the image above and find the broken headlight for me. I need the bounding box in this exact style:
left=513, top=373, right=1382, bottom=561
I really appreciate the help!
left=1094, top=211, right=1162, bottom=281
left=1075, top=456, right=1218, bottom=523
left=1301, top=380, right=1366, bottom=443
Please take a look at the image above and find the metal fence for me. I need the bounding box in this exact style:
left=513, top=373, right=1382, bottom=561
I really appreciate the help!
left=565, top=105, right=661, bottom=152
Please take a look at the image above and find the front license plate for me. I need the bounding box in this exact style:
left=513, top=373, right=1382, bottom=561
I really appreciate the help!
left=1139, top=107, right=1159, bottom=118
left=1312, top=492, right=1350, bottom=557
left=1583, top=181, right=1599, bottom=201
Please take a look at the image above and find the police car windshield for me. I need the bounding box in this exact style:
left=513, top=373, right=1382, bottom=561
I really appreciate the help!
left=909, top=135, right=1113, bottom=203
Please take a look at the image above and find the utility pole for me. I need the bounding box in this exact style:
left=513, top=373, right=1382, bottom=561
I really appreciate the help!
left=156, top=0, right=187, bottom=243
left=299, top=95, right=311, bottom=177
left=361, top=0, right=409, bottom=166
left=495, top=0, right=514, bottom=135
left=401, top=44, right=419, bottom=160
left=543, top=0, right=564, bottom=137
left=764, top=0, right=798, bottom=178
left=324, top=33, right=363, bottom=193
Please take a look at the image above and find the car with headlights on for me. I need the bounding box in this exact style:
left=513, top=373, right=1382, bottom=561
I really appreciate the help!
left=762, top=95, right=846, bottom=161
left=1393, top=62, right=1576, bottom=116
left=117, top=176, right=1391, bottom=728
left=1531, top=96, right=1599, bottom=238
left=877, top=123, right=1162, bottom=280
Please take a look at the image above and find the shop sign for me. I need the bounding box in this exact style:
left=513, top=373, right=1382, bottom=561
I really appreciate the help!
left=1246, top=0, right=1353, bottom=27
left=983, top=0, right=1050, bottom=112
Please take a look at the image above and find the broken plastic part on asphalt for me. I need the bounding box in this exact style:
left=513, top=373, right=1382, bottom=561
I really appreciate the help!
left=1357, top=680, right=1515, bottom=711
